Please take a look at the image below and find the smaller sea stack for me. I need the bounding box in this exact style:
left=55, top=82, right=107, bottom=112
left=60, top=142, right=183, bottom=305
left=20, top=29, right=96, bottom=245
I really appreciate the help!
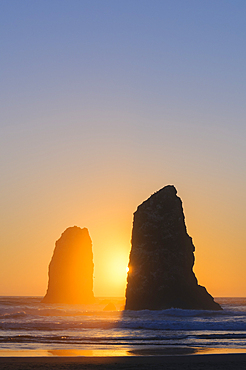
left=42, top=226, right=94, bottom=304
left=125, top=185, right=222, bottom=310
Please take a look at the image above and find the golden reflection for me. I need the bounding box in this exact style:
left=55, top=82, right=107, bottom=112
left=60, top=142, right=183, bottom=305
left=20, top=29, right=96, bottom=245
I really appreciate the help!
left=48, top=348, right=130, bottom=356
left=1, top=347, right=246, bottom=357
left=194, top=347, right=246, bottom=355
left=49, top=349, right=93, bottom=356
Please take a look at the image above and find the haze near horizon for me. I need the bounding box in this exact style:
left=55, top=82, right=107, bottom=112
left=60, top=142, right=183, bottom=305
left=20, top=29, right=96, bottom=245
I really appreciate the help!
left=0, top=1, right=246, bottom=298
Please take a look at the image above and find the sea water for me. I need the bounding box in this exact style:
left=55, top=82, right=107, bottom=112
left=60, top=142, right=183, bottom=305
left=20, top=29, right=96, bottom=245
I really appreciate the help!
left=0, top=297, right=246, bottom=356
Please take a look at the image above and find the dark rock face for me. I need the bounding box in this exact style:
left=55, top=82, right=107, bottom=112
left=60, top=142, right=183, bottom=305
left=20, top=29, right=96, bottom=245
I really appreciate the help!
left=42, top=226, right=94, bottom=304
left=125, top=185, right=221, bottom=310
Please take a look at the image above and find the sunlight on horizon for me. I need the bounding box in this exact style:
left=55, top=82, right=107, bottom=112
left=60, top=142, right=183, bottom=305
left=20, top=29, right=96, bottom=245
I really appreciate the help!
left=94, top=246, right=129, bottom=297
left=106, top=254, right=129, bottom=287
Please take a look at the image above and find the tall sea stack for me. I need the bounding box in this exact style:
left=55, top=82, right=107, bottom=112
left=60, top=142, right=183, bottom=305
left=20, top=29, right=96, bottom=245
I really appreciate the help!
left=42, top=226, right=94, bottom=304
left=125, top=186, right=221, bottom=310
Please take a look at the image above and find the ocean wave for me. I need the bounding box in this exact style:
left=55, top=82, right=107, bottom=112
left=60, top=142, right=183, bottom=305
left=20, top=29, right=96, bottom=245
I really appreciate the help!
left=117, top=319, right=246, bottom=331
left=1, top=317, right=246, bottom=332
left=1, top=331, right=246, bottom=347
left=0, top=311, right=28, bottom=320
left=1, top=297, right=246, bottom=337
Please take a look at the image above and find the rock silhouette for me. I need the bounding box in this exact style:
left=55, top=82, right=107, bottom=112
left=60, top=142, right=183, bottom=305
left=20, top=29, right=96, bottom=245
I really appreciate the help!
left=125, top=185, right=222, bottom=310
left=42, top=226, right=94, bottom=304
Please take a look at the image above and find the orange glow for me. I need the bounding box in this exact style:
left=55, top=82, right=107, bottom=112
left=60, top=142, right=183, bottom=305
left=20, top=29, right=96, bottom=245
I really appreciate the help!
left=104, top=252, right=129, bottom=288
left=1, top=176, right=246, bottom=298
left=93, top=238, right=130, bottom=297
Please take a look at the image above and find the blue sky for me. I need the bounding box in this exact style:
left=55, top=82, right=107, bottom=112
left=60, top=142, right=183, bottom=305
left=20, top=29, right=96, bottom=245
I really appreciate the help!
left=2, top=0, right=246, bottom=128
left=1, top=1, right=246, bottom=296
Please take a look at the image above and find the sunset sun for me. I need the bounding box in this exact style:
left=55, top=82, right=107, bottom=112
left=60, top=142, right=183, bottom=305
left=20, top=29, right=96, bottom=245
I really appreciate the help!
left=109, top=256, right=128, bottom=282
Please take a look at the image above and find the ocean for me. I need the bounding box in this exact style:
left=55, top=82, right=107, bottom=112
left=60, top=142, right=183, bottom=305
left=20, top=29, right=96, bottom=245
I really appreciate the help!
left=0, top=297, right=246, bottom=357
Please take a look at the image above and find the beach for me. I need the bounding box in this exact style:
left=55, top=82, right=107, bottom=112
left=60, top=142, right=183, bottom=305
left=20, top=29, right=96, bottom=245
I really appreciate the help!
left=1, top=297, right=246, bottom=368
left=1, top=354, right=246, bottom=370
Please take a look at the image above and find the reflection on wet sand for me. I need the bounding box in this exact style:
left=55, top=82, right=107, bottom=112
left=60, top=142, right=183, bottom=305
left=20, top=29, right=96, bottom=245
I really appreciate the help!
left=49, top=349, right=93, bottom=356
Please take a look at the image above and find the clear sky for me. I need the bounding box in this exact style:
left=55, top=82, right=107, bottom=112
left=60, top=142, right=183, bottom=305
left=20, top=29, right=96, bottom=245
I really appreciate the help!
left=1, top=0, right=246, bottom=297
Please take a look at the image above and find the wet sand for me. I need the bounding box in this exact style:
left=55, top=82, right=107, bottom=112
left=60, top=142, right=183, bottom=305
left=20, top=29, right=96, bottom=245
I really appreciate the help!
left=1, top=354, right=246, bottom=370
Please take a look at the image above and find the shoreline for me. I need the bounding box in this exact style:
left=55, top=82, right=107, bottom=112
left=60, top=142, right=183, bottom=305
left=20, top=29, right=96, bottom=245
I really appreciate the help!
left=1, top=347, right=246, bottom=357
left=1, top=354, right=246, bottom=370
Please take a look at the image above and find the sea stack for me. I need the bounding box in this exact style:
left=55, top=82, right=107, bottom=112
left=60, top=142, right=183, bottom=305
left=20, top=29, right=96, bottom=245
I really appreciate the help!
left=42, top=226, right=94, bottom=304
left=125, top=185, right=221, bottom=310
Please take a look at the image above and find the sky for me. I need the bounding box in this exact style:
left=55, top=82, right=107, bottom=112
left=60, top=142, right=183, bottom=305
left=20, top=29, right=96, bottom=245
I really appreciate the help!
left=0, top=0, right=246, bottom=297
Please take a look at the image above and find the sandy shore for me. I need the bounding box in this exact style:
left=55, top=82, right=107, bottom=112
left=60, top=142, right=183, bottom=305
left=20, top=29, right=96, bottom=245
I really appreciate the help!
left=1, top=354, right=246, bottom=370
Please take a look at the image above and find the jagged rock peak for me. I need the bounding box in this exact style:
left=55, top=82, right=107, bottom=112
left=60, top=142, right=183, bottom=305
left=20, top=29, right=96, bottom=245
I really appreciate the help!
left=42, top=226, right=94, bottom=304
left=125, top=185, right=222, bottom=310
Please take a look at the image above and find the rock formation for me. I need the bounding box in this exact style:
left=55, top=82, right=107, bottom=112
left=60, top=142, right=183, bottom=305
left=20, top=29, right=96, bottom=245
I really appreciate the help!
left=42, top=226, right=94, bottom=304
left=125, top=185, right=221, bottom=310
